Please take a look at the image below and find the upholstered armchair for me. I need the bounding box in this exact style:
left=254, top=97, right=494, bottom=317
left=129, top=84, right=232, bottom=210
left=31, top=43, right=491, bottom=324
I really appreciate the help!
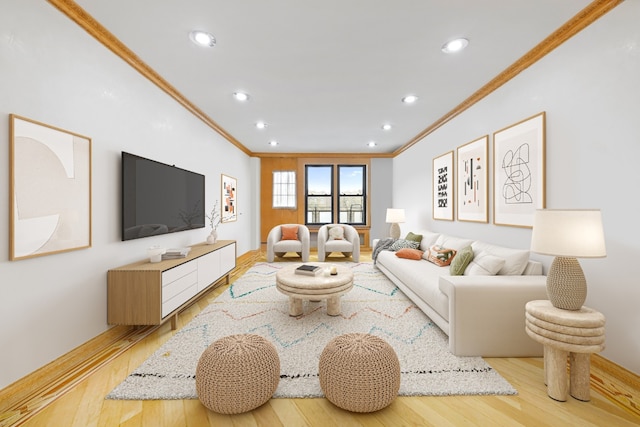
left=317, top=224, right=360, bottom=262
left=266, top=224, right=311, bottom=262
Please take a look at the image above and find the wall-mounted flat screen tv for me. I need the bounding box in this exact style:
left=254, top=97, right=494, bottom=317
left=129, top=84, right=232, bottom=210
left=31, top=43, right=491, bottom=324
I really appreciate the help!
left=121, top=152, right=205, bottom=241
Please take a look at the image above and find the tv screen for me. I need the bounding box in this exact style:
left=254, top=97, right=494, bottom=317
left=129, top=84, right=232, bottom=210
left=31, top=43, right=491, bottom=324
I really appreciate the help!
left=121, top=152, right=205, bottom=241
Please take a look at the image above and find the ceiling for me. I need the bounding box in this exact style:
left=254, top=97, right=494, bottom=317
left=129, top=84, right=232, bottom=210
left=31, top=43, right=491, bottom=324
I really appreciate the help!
left=73, top=0, right=592, bottom=155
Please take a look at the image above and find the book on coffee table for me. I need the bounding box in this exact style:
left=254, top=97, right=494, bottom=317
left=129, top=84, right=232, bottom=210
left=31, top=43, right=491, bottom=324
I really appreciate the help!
left=295, top=264, right=321, bottom=276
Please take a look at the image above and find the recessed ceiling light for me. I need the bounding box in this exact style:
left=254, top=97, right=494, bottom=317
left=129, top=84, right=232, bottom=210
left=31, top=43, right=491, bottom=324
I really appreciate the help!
left=382, top=124, right=392, bottom=131
left=441, top=38, right=469, bottom=53
left=233, top=92, right=249, bottom=101
left=367, top=141, right=377, bottom=148
left=189, top=30, right=216, bottom=47
left=402, top=95, right=418, bottom=104
left=256, top=121, right=267, bottom=129
left=269, top=140, right=278, bottom=146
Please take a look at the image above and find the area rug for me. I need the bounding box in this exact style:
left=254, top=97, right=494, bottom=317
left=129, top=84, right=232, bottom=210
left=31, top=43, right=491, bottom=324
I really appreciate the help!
left=106, top=262, right=517, bottom=400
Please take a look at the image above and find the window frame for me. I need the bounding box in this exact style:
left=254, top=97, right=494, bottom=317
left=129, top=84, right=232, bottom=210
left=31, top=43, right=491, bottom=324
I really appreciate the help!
left=337, top=164, right=366, bottom=225
left=272, top=170, right=297, bottom=209
left=304, top=164, right=334, bottom=225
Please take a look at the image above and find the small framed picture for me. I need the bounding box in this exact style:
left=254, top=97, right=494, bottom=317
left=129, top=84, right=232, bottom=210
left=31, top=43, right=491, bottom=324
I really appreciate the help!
left=493, top=112, right=546, bottom=227
left=432, top=151, right=454, bottom=221
left=457, top=135, right=488, bottom=223
left=221, top=173, right=237, bottom=223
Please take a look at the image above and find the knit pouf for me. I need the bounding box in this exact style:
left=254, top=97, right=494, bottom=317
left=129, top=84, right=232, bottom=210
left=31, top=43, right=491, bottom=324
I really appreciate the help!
left=196, top=334, right=280, bottom=414
left=319, top=333, right=400, bottom=412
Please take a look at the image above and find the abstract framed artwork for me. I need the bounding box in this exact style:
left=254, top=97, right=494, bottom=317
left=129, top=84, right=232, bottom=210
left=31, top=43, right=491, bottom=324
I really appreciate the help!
left=493, top=112, right=546, bottom=228
left=457, top=135, right=489, bottom=223
left=432, top=150, right=454, bottom=221
left=221, top=173, right=237, bottom=223
left=9, top=114, right=92, bottom=260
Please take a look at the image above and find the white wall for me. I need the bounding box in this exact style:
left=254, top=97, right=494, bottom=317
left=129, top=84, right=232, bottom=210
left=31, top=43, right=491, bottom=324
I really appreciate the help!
left=393, top=1, right=640, bottom=375
left=0, top=0, right=256, bottom=388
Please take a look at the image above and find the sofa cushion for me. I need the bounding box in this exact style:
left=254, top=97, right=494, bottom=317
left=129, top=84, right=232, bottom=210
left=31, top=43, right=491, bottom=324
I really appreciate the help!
left=434, top=234, right=474, bottom=251
left=426, top=245, right=457, bottom=266
left=417, top=231, right=441, bottom=251
left=464, top=251, right=505, bottom=275
left=395, top=248, right=424, bottom=260
left=389, top=239, right=420, bottom=251
left=328, top=225, right=344, bottom=240
left=471, top=241, right=530, bottom=275
left=376, top=251, right=449, bottom=322
left=404, top=232, right=423, bottom=243
left=281, top=225, right=298, bottom=240
left=449, top=245, right=474, bottom=275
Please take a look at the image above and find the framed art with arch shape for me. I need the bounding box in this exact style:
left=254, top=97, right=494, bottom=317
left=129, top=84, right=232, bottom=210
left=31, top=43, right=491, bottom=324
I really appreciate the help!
left=493, top=112, right=546, bottom=228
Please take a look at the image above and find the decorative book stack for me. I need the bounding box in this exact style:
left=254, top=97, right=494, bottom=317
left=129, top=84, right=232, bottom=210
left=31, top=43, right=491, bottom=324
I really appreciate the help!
left=295, top=264, right=321, bottom=276
left=162, top=247, right=191, bottom=260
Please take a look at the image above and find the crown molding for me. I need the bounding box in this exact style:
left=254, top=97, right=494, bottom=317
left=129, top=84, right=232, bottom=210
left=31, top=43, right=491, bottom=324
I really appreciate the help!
left=47, top=0, right=252, bottom=156
left=394, top=0, right=624, bottom=156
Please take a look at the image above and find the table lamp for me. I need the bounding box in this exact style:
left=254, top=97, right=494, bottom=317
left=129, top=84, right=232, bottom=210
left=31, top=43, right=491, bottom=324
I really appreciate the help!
left=386, top=208, right=405, bottom=239
left=530, top=209, right=606, bottom=310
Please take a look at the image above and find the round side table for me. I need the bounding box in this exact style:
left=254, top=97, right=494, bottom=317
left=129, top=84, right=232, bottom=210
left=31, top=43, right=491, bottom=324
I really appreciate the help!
left=525, top=300, right=605, bottom=402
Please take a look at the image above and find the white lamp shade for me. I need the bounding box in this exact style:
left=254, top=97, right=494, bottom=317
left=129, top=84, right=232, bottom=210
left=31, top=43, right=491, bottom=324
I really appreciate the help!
left=530, top=209, right=606, bottom=258
left=386, top=208, right=405, bottom=223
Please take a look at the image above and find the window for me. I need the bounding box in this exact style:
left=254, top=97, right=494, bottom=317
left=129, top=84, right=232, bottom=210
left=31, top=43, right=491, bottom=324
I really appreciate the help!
left=272, top=170, right=296, bottom=208
left=305, top=165, right=333, bottom=224
left=304, top=164, right=367, bottom=226
left=338, top=165, right=366, bottom=225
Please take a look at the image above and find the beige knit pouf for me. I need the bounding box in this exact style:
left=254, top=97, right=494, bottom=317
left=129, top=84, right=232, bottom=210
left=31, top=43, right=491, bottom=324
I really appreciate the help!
left=319, top=333, right=400, bottom=412
left=196, top=334, right=280, bottom=414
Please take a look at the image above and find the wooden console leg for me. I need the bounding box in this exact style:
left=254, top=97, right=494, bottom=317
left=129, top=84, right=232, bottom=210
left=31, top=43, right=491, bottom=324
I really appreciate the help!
left=546, top=347, right=569, bottom=402
left=171, top=314, right=178, bottom=330
left=570, top=352, right=592, bottom=401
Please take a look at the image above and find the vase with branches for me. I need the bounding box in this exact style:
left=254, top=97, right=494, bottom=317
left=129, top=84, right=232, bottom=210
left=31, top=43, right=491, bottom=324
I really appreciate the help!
left=206, top=200, right=221, bottom=244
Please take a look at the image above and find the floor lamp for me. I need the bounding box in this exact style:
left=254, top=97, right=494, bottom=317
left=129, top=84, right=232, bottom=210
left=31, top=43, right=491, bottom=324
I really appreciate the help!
left=386, top=208, right=405, bottom=239
left=530, top=209, right=606, bottom=310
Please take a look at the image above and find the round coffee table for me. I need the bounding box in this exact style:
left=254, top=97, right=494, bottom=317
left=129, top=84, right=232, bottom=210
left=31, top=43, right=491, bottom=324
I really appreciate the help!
left=276, top=264, right=354, bottom=316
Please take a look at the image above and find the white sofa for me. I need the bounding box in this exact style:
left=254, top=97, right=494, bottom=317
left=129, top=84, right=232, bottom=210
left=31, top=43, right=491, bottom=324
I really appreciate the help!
left=374, top=230, right=547, bottom=357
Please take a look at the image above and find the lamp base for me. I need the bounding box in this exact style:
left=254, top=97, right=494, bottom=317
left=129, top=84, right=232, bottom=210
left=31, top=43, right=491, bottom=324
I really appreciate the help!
left=546, top=256, right=587, bottom=310
left=389, top=223, right=401, bottom=239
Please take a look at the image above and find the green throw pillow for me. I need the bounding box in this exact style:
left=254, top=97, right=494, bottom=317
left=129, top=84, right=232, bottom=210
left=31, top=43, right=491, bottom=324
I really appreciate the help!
left=405, top=232, right=423, bottom=243
left=450, top=245, right=474, bottom=275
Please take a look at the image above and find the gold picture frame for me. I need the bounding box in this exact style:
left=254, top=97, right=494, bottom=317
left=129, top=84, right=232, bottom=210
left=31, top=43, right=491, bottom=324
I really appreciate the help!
left=493, top=112, right=546, bottom=228
left=432, top=150, right=454, bottom=221
left=9, top=114, right=92, bottom=260
left=221, top=173, right=237, bottom=223
left=457, top=135, right=489, bottom=223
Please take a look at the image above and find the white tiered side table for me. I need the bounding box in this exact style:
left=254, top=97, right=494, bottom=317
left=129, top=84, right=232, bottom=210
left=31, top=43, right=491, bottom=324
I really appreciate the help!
left=525, top=300, right=605, bottom=402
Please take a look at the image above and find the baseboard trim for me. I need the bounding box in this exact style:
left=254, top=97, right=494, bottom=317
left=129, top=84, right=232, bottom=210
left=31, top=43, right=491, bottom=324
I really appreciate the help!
left=591, top=354, right=640, bottom=418
left=0, top=324, right=156, bottom=426
left=0, top=249, right=260, bottom=427
left=1, top=252, right=636, bottom=425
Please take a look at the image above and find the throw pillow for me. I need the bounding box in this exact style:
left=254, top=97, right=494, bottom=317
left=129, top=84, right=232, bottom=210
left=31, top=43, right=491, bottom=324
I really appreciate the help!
left=395, top=248, right=424, bottom=260
left=389, top=239, right=420, bottom=251
left=328, top=225, right=345, bottom=240
left=404, top=232, right=423, bottom=243
left=426, top=245, right=457, bottom=267
left=464, top=251, right=506, bottom=275
left=450, top=245, right=474, bottom=275
left=281, top=225, right=299, bottom=240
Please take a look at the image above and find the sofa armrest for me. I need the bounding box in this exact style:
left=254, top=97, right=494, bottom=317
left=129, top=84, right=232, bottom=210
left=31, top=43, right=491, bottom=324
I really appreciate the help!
left=439, top=275, right=547, bottom=357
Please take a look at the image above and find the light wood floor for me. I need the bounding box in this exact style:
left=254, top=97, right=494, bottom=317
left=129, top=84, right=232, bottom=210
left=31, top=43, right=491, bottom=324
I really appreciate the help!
left=15, top=251, right=640, bottom=426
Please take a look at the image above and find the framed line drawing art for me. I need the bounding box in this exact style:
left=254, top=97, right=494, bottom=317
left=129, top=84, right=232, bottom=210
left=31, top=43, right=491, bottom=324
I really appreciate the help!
left=9, top=114, right=92, bottom=260
left=221, top=173, right=237, bottom=223
left=493, top=112, right=546, bottom=228
left=432, top=150, right=454, bottom=220
left=457, top=135, right=488, bottom=223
